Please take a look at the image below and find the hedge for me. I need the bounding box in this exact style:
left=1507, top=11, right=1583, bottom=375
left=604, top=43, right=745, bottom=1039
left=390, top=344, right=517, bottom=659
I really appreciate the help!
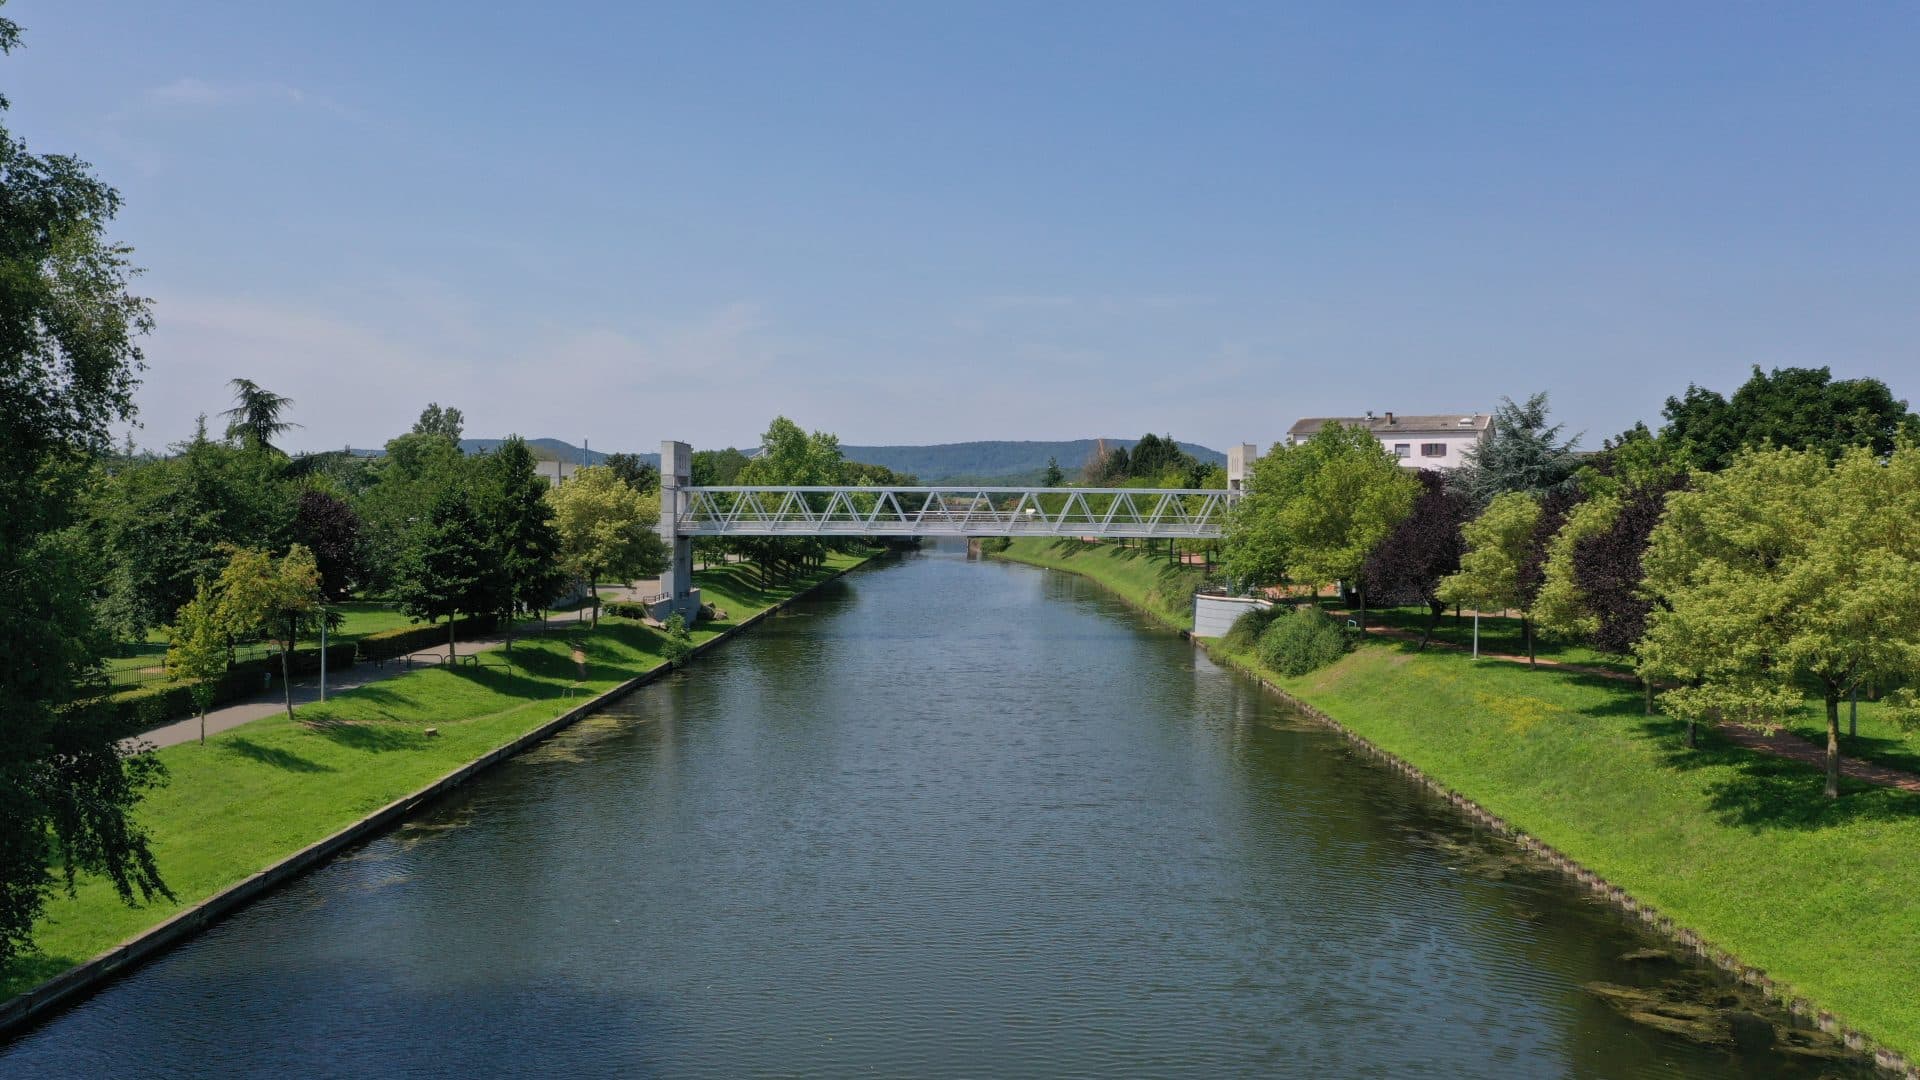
left=604, top=600, right=650, bottom=620
left=354, top=615, right=497, bottom=662
left=97, top=641, right=360, bottom=736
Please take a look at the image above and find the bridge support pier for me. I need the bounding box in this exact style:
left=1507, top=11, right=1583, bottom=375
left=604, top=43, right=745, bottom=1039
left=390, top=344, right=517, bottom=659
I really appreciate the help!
left=658, top=440, right=701, bottom=625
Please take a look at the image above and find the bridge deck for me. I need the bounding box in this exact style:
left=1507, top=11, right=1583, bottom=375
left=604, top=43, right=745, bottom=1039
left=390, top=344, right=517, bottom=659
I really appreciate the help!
left=673, top=486, right=1237, bottom=538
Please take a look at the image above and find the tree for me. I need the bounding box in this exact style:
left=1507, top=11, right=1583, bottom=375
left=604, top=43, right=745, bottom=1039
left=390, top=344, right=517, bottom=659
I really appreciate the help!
left=165, top=581, right=226, bottom=744
left=0, top=13, right=171, bottom=967
left=214, top=545, right=322, bottom=721
left=476, top=436, right=566, bottom=648
left=1637, top=445, right=1920, bottom=797
left=1659, top=365, right=1919, bottom=472
left=1573, top=478, right=1682, bottom=656
left=291, top=489, right=364, bottom=600
left=691, top=447, right=750, bottom=486
left=1043, top=456, right=1065, bottom=488
left=1532, top=494, right=1622, bottom=643
left=547, top=465, right=668, bottom=625
left=1359, top=470, right=1471, bottom=647
left=220, top=378, right=298, bottom=453
left=412, top=402, right=464, bottom=442
left=604, top=451, right=660, bottom=494
left=1451, top=392, right=1581, bottom=505
left=1223, top=424, right=1417, bottom=623
left=1437, top=492, right=1543, bottom=658
left=396, top=487, right=494, bottom=661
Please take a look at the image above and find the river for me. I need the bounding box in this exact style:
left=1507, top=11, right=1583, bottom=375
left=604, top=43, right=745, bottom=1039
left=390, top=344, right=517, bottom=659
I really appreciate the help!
left=0, top=545, right=1867, bottom=1076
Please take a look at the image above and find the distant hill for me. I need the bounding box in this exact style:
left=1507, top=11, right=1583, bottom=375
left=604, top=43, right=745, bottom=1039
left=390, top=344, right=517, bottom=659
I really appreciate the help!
left=837, top=439, right=1226, bottom=484
left=460, top=438, right=610, bottom=464
left=451, top=437, right=1224, bottom=484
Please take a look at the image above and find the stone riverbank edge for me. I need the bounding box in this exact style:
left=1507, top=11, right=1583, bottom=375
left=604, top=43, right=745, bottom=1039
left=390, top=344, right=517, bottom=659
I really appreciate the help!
left=987, top=542, right=1916, bottom=1078
left=0, top=553, right=881, bottom=1040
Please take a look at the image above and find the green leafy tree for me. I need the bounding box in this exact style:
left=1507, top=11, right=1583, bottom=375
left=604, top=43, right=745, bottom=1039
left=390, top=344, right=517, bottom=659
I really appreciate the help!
left=396, top=488, right=495, bottom=662
left=354, top=429, right=466, bottom=592
left=547, top=464, right=668, bottom=625
left=1452, top=392, right=1581, bottom=505
left=1637, top=445, right=1920, bottom=796
left=411, top=402, right=464, bottom=441
left=1659, top=365, right=1919, bottom=472
left=0, top=13, right=172, bottom=965
left=476, top=436, right=566, bottom=648
left=604, top=451, right=660, bottom=494
left=1043, top=456, right=1065, bottom=488
left=1223, top=425, right=1417, bottom=622
left=220, top=378, right=298, bottom=453
left=1438, top=492, right=1544, bottom=661
left=165, top=581, right=227, bottom=744
left=213, top=545, right=322, bottom=721
left=1532, top=494, right=1622, bottom=642
left=691, top=447, right=750, bottom=485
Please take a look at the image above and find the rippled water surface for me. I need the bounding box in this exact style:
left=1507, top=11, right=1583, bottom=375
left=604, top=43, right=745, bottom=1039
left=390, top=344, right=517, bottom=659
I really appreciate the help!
left=0, top=547, right=1865, bottom=1077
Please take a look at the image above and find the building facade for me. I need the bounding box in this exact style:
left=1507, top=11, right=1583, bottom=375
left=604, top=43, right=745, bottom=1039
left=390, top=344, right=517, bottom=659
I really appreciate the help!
left=1286, top=412, right=1492, bottom=470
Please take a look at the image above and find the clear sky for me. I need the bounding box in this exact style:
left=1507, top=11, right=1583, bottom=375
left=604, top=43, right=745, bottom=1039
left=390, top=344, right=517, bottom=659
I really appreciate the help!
left=7, top=2, right=1918, bottom=455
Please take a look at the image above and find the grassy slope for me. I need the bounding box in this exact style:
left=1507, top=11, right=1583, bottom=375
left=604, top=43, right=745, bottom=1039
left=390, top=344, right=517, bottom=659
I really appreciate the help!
left=4, top=552, right=874, bottom=1000
left=991, top=538, right=1920, bottom=1058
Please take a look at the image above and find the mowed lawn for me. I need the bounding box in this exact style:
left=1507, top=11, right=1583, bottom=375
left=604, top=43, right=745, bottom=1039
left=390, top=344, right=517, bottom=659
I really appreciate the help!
left=4, top=552, right=874, bottom=1000
left=100, top=601, right=435, bottom=690
left=993, top=538, right=1920, bottom=1059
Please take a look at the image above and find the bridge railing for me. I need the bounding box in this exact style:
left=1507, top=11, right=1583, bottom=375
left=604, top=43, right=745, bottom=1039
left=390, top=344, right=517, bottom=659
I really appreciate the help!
left=674, top=486, right=1238, bottom=538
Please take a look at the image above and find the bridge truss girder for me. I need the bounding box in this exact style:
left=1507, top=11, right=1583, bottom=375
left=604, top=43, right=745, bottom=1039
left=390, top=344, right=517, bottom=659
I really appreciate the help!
left=673, top=486, right=1238, bottom=539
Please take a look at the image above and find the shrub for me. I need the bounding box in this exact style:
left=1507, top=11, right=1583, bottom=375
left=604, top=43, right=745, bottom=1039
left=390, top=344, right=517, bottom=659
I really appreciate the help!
left=978, top=536, right=1013, bottom=553
left=660, top=613, right=694, bottom=667
left=1255, top=605, right=1352, bottom=676
left=605, top=599, right=650, bottom=620
left=1219, top=604, right=1283, bottom=653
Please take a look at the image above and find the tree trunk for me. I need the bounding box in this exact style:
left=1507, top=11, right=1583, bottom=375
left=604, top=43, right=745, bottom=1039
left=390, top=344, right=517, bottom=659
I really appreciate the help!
left=1849, top=684, right=1858, bottom=738
left=504, top=606, right=514, bottom=653
left=1418, top=601, right=1442, bottom=651
left=590, top=579, right=600, bottom=628
left=1524, top=617, right=1536, bottom=667
left=447, top=617, right=457, bottom=665
left=1824, top=692, right=1842, bottom=799
left=1685, top=719, right=1697, bottom=748
left=200, top=708, right=206, bottom=745
left=1356, top=588, right=1366, bottom=632
left=1643, top=677, right=1654, bottom=716
left=280, top=642, right=293, bottom=721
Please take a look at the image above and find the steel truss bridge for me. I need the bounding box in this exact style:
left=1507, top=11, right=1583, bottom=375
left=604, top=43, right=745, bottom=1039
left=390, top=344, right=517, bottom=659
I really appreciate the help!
left=674, top=486, right=1239, bottom=539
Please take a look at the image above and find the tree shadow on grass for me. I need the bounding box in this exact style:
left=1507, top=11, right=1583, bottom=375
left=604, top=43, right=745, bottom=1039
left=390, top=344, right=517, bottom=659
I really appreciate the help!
left=305, top=720, right=423, bottom=753
left=222, top=737, right=332, bottom=773
left=0, top=950, right=82, bottom=1001
left=1640, top=715, right=1920, bottom=830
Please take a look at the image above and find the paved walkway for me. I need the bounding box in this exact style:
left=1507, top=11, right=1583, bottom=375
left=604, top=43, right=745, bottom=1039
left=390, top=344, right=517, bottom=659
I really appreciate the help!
left=138, top=582, right=658, bottom=750
left=1354, top=620, right=1920, bottom=795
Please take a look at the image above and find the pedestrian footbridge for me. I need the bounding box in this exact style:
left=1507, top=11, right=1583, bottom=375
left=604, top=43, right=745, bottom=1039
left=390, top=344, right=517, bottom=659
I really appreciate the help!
left=675, top=485, right=1237, bottom=539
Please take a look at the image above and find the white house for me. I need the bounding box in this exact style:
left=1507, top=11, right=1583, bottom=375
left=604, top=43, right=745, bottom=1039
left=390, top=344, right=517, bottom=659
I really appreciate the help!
left=1286, top=412, right=1493, bottom=470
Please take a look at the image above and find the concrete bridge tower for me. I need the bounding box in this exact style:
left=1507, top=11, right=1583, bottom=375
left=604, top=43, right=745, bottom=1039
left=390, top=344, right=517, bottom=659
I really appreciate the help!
left=657, top=440, right=700, bottom=623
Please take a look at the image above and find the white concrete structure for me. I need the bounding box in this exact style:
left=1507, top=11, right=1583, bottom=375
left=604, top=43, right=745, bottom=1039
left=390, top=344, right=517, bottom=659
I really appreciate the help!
left=1226, top=443, right=1259, bottom=492
left=1192, top=593, right=1272, bottom=638
left=1287, top=412, right=1492, bottom=470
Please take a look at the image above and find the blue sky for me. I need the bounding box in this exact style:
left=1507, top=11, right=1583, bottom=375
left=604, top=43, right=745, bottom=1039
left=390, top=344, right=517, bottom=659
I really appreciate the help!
left=8, top=2, right=1918, bottom=454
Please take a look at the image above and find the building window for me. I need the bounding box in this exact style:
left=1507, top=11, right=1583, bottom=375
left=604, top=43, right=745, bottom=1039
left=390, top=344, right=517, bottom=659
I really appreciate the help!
left=1393, top=443, right=1411, bottom=458
left=1421, top=443, right=1447, bottom=457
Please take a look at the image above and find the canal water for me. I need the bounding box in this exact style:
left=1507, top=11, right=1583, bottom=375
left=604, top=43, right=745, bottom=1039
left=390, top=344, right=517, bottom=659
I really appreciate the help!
left=0, top=546, right=1868, bottom=1076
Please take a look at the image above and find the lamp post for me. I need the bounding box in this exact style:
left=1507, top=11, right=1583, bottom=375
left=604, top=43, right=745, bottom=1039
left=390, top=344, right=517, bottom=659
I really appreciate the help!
left=319, top=603, right=328, bottom=702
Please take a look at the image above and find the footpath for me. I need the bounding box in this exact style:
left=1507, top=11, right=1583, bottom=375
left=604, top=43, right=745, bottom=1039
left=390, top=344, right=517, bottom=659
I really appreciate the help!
left=137, top=584, right=654, bottom=750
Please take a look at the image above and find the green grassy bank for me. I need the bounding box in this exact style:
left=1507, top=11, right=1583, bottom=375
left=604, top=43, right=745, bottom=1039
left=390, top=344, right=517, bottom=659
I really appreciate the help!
left=991, top=538, right=1920, bottom=1060
left=4, top=552, right=876, bottom=1001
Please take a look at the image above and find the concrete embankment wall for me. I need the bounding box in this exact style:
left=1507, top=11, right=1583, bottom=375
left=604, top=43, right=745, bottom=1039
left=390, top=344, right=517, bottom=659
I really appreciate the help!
left=0, top=557, right=875, bottom=1040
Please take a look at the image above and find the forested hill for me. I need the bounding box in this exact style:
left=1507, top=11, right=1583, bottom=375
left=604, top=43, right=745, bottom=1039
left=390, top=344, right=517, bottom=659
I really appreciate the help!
left=455, top=438, right=1226, bottom=484
left=837, top=440, right=1226, bottom=483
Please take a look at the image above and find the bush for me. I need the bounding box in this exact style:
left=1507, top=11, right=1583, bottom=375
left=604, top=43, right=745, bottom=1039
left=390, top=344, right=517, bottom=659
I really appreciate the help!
left=1255, top=605, right=1352, bottom=677
left=977, top=536, right=1012, bottom=553
left=1220, top=604, right=1283, bottom=653
left=604, top=599, right=650, bottom=620
left=660, top=613, right=694, bottom=667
